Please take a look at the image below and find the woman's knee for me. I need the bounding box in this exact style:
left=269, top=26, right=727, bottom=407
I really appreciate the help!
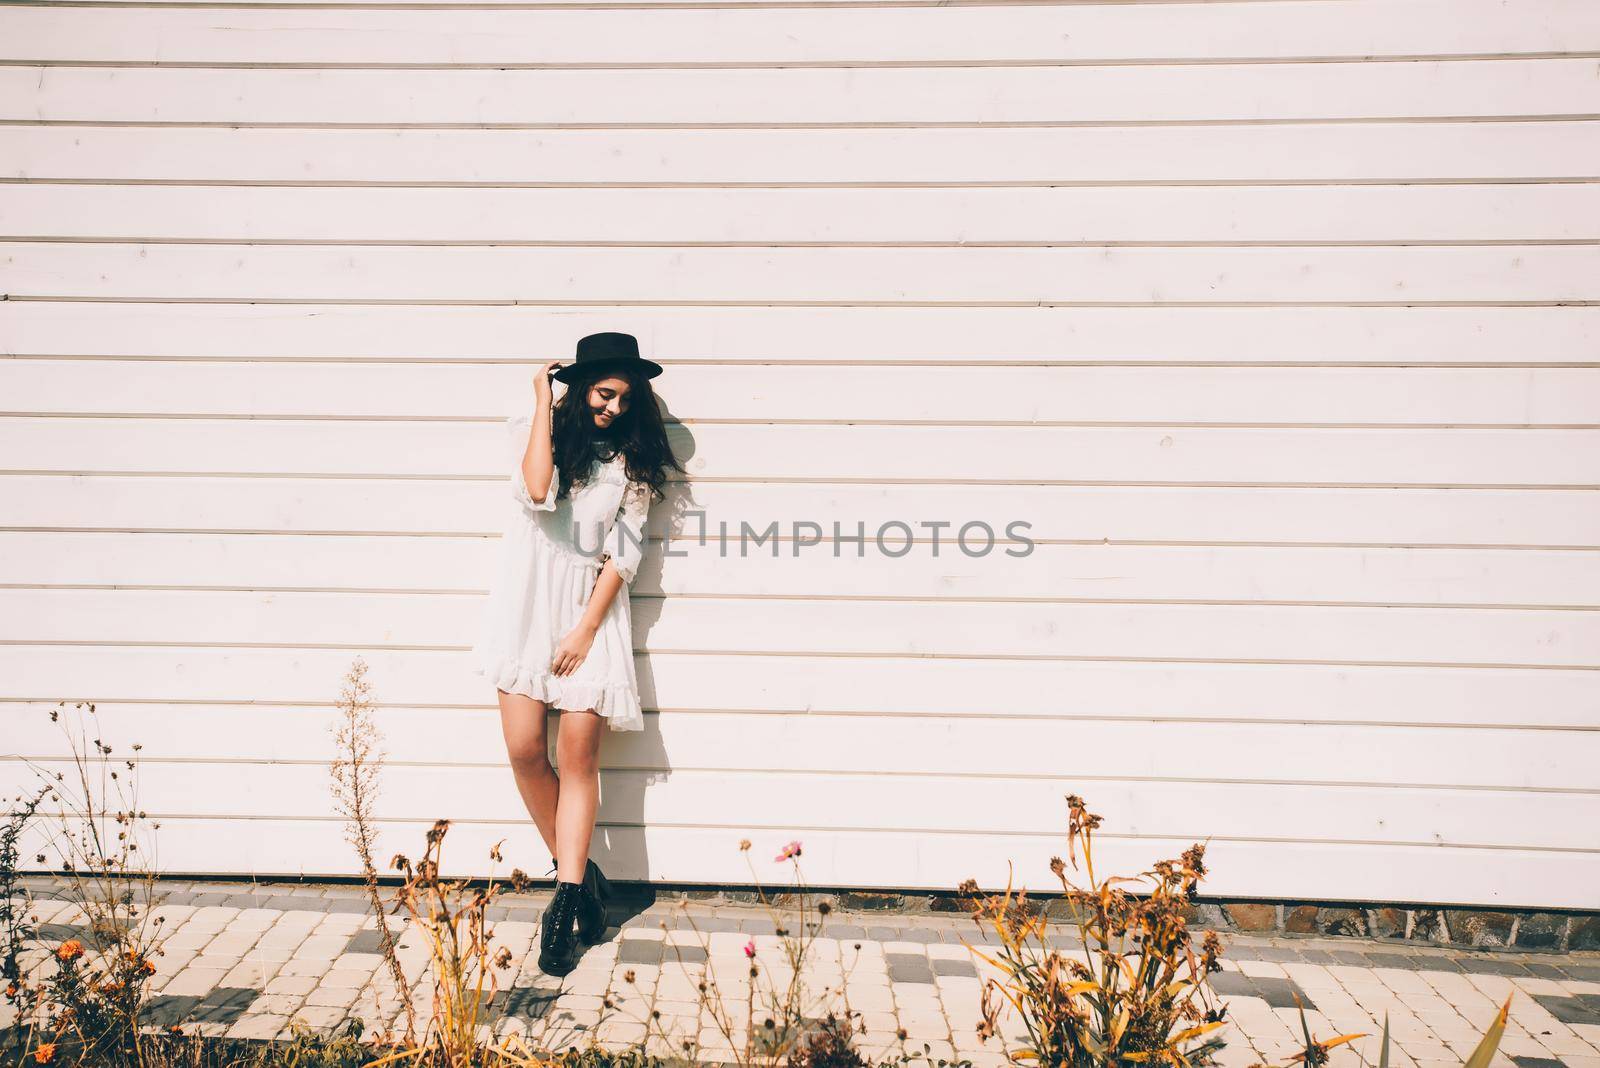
left=557, top=753, right=599, bottom=780
left=555, top=714, right=603, bottom=777
left=505, top=733, right=554, bottom=773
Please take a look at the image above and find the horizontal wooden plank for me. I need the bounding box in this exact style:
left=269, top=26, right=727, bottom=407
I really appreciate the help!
left=4, top=60, right=1596, bottom=124
left=6, top=243, right=1597, bottom=304
left=6, top=476, right=1594, bottom=548
left=6, top=360, right=1598, bottom=426
left=4, top=418, right=1596, bottom=485
left=3, top=759, right=1595, bottom=853
left=8, top=704, right=1595, bottom=791
left=5, top=649, right=1594, bottom=728
left=11, top=815, right=1596, bottom=908
left=6, top=2, right=1599, bottom=65
left=4, top=530, right=1598, bottom=607
left=5, top=588, right=1597, bottom=667
left=5, top=302, right=1595, bottom=364
left=8, top=185, right=1600, bottom=243
left=7, top=123, right=1598, bottom=184
left=7, top=527, right=1579, bottom=612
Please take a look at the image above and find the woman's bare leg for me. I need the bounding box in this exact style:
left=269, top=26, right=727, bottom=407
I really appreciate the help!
left=498, top=689, right=559, bottom=860
left=553, top=709, right=604, bottom=884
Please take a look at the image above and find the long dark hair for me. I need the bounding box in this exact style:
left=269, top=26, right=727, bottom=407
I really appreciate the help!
left=549, top=363, right=683, bottom=504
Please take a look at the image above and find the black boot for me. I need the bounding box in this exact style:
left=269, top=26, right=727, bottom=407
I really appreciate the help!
left=537, top=880, right=583, bottom=976
left=548, top=856, right=612, bottom=944
left=575, top=858, right=612, bottom=944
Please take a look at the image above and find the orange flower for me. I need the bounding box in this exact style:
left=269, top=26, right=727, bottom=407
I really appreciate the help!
left=33, top=1042, right=56, bottom=1064
left=56, top=941, right=83, bottom=962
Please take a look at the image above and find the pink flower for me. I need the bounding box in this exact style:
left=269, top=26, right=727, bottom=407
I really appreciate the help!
left=742, top=938, right=756, bottom=958
left=774, top=840, right=803, bottom=863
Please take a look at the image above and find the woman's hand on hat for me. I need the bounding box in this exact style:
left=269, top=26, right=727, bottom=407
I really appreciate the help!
left=534, top=360, right=562, bottom=406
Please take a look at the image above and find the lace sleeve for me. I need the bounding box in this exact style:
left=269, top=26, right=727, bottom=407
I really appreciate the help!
left=607, top=480, right=653, bottom=584
left=507, top=414, right=558, bottom=512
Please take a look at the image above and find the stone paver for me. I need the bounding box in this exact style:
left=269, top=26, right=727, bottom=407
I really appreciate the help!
left=8, top=877, right=1600, bottom=1066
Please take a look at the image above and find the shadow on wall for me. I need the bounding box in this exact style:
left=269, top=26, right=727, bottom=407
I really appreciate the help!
left=554, top=403, right=701, bottom=912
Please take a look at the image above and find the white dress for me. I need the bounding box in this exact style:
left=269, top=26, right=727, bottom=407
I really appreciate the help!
left=470, top=413, right=652, bottom=732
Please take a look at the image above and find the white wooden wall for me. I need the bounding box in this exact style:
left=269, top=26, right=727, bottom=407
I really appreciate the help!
left=2, top=0, right=1597, bottom=910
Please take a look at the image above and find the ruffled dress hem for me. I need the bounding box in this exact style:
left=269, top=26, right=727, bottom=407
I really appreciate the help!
left=475, top=654, right=645, bottom=732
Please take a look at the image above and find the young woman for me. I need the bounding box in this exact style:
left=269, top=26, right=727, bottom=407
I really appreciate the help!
left=470, top=331, right=681, bottom=976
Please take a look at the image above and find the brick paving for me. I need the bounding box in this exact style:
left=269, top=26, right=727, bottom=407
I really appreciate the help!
left=6, top=878, right=1599, bottom=1067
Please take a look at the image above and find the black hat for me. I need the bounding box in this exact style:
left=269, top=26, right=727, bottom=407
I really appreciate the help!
left=552, top=332, right=663, bottom=384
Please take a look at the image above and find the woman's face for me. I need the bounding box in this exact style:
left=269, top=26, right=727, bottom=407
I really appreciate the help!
left=587, top=376, right=631, bottom=431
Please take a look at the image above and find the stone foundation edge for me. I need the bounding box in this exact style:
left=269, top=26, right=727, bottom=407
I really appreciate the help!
left=18, top=873, right=1599, bottom=954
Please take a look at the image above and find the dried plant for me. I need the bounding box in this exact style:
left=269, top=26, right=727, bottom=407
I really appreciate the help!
left=1445, top=997, right=1510, bottom=1068
left=493, top=1031, right=661, bottom=1068
left=1266, top=996, right=1510, bottom=1068
left=609, top=837, right=882, bottom=1067
left=495, top=1042, right=660, bottom=1068
left=17, top=701, right=169, bottom=1067
left=329, top=656, right=417, bottom=1044
left=1275, top=996, right=1365, bottom=1068
left=786, top=1011, right=873, bottom=1068
left=956, top=794, right=1227, bottom=1068
left=1, top=781, right=53, bottom=1058
left=371, top=820, right=528, bottom=1068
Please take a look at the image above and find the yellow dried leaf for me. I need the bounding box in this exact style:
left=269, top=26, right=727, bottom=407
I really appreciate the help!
left=1169, top=1021, right=1228, bottom=1045
left=1110, top=1008, right=1131, bottom=1046
left=1462, top=997, right=1511, bottom=1068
